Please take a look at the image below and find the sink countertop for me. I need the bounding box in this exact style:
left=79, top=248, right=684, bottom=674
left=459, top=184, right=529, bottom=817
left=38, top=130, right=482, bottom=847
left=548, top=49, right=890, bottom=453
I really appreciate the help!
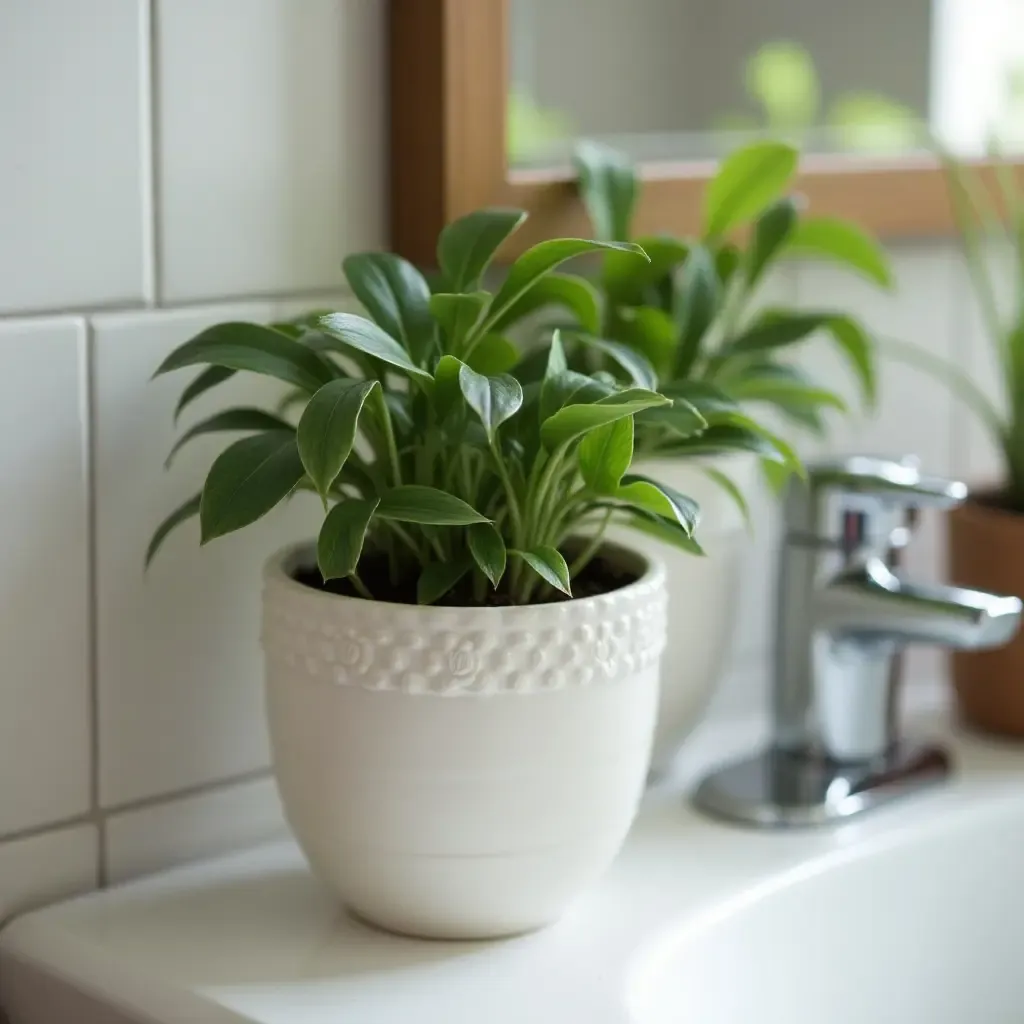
left=3, top=690, right=1024, bottom=1024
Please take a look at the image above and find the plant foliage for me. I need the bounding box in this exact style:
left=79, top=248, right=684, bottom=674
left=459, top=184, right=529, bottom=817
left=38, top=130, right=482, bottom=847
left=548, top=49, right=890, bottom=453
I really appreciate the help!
left=884, top=151, right=1024, bottom=508
left=148, top=212, right=702, bottom=604
left=572, top=138, right=890, bottom=500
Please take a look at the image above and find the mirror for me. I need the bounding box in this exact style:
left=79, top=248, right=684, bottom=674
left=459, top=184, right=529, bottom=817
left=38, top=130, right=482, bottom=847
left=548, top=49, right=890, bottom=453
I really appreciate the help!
left=509, top=0, right=1024, bottom=168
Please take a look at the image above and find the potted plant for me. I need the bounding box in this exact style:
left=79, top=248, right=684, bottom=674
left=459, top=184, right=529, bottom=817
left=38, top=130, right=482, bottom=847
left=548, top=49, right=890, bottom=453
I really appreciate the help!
left=145, top=210, right=704, bottom=939
left=569, top=139, right=891, bottom=772
left=887, top=153, right=1024, bottom=737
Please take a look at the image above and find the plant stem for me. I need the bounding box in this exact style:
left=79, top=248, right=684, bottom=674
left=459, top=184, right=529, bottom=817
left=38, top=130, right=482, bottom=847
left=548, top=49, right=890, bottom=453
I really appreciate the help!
left=489, top=439, right=523, bottom=544
left=529, top=443, right=567, bottom=538
left=568, top=507, right=612, bottom=578
left=350, top=572, right=373, bottom=600
left=371, top=387, right=402, bottom=488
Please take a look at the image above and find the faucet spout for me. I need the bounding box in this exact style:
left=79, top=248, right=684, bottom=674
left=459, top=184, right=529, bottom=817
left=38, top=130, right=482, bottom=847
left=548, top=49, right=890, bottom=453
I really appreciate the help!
left=822, top=560, right=1022, bottom=650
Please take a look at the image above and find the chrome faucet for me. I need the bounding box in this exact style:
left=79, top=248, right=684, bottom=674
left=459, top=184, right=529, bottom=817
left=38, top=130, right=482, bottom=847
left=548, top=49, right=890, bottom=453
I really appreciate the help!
left=694, top=456, right=1023, bottom=828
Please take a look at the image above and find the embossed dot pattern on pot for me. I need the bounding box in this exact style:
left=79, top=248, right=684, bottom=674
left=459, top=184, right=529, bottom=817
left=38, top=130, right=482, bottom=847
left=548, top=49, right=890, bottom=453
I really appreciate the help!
left=262, top=549, right=667, bottom=698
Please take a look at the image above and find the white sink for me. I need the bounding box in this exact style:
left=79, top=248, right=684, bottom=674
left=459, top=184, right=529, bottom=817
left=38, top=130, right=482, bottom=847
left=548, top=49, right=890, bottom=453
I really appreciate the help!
left=3, top=700, right=1024, bottom=1024
left=630, top=786, right=1024, bottom=1024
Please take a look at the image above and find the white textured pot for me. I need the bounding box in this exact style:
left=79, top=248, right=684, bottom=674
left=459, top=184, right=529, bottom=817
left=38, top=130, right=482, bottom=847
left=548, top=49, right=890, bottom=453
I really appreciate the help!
left=262, top=540, right=667, bottom=940
left=617, top=452, right=758, bottom=776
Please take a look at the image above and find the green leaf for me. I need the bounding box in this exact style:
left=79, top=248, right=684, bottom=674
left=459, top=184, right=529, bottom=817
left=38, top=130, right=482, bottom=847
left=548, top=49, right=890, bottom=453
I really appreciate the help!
left=437, top=208, right=527, bottom=292
left=701, top=466, right=752, bottom=531
left=570, top=334, right=658, bottom=389
left=468, top=522, right=507, bottom=588
left=276, top=387, right=308, bottom=418
left=155, top=322, right=334, bottom=394
left=145, top=493, right=201, bottom=568
left=574, top=141, right=637, bottom=241
left=429, top=292, right=489, bottom=354
left=726, top=311, right=828, bottom=355
left=614, top=510, right=704, bottom=556
left=297, top=379, right=380, bottom=501
left=825, top=315, right=877, bottom=407
left=490, top=273, right=601, bottom=335
left=578, top=416, right=633, bottom=494
left=165, top=408, right=292, bottom=468
left=704, top=140, right=799, bottom=238
left=540, top=388, right=670, bottom=449
left=376, top=485, right=489, bottom=525
left=613, top=306, right=678, bottom=378
left=602, top=235, right=690, bottom=305
left=784, top=216, right=893, bottom=288
left=342, top=253, right=436, bottom=360
left=417, top=559, right=473, bottom=605
left=616, top=474, right=699, bottom=535
left=540, top=330, right=570, bottom=422
left=636, top=397, right=708, bottom=439
left=672, top=423, right=798, bottom=469
left=716, top=243, right=742, bottom=287
left=317, top=312, right=433, bottom=381
left=458, top=364, right=523, bottom=442
left=485, top=239, right=649, bottom=333
left=748, top=197, right=798, bottom=285
left=200, top=431, right=305, bottom=543
left=174, top=366, right=236, bottom=422
left=466, top=334, right=520, bottom=375
left=317, top=498, right=379, bottom=581
left=433, top=354, right=464, bottom=420
left=511, top=547, right=572, bottom=596
left=675, top=246, right=719, bottom=376
left=724, top=362, right=846, bottom=411
left=660, top=380, right=744, bottom=424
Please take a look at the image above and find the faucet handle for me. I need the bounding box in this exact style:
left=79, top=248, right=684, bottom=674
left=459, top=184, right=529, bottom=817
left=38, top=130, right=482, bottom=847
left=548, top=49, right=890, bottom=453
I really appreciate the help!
left=785, top=455, right=967, bottom=550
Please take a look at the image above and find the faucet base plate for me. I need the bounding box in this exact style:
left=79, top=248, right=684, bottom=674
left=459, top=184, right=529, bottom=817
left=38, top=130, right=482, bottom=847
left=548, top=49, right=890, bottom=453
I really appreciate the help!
left=692, top=742, right=951, bottom=828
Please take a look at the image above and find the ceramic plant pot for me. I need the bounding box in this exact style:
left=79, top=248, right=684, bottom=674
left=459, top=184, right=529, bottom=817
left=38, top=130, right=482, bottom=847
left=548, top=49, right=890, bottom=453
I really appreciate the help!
left=262, top=540, right=667, bottom=940
left=949, top=495, right=1024, bottom=737
left=615, top=452, right=758, bottom=775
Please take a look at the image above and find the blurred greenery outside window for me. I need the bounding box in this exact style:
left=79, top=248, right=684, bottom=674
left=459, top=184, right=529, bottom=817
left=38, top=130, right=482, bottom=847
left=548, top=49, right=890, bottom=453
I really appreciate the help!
left=507, top=40, right=1024, bottom=165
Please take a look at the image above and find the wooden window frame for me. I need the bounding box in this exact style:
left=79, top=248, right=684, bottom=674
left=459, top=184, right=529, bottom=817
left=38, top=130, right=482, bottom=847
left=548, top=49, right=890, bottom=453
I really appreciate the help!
left=388, top=0, right=1002, bottom=266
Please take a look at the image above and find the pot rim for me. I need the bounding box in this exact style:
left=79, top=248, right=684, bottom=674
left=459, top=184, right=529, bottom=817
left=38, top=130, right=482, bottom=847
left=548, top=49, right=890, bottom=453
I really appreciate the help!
left=264, top=536, right=666, bottom=617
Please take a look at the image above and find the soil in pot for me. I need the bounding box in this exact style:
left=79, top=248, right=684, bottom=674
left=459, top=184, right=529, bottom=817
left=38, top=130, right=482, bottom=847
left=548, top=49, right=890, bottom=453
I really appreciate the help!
left=294, top=551, right=637, bottom=606
left=949, top=491, right=1024, bottom=737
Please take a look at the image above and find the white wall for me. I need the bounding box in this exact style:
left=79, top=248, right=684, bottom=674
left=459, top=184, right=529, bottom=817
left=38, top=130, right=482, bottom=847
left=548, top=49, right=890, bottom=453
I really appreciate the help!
left=0, top=0, right=384, bottom=923
left=0, top=0, right=1003, bottom=929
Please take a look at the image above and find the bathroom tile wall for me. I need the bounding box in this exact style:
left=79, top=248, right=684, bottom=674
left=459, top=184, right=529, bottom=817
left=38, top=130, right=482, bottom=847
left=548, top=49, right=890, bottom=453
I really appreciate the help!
left=0, top=0, right=996, bottom=924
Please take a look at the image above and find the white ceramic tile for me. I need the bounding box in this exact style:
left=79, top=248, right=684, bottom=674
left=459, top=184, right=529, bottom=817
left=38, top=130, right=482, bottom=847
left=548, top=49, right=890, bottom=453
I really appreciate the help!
left=0, top=826, right=97, bottom=925
left=93, top=306, right=323, bottom=806
left=105, top=777, right=287, bottom=884
left=155, top=0, right=385, bottom=302
left=0, top=320, right=91, bottom=834
left=950, top=239, right=1016, bottom=489
left=0, top=2, right=143, bottom=313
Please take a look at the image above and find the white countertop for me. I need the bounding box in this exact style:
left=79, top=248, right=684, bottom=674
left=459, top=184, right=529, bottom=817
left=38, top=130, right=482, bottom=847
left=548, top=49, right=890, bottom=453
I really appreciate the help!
left=3, top=696, right=1023, bottom=1024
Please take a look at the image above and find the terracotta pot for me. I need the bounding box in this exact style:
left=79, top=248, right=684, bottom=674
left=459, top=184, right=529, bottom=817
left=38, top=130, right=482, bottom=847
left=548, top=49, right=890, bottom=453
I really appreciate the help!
left=948, top=495, right=1024, bottom=736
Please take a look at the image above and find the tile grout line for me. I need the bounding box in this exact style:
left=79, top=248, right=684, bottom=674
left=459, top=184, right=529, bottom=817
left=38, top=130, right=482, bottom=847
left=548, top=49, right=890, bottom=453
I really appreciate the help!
left=81, top=317, right=107, bottom=887
left=102, top=766, right=273, bottom=821
left=0, top=288, right=356, bottom=325
left=0, top=769, right=274, bottom=849
left=138, top=0, right=160, bottom=307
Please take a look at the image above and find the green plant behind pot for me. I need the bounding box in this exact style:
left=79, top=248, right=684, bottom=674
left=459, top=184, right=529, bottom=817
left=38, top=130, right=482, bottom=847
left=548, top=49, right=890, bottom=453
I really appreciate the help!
left=885, top=152, right=1024, bottom=509
left=571, top=138, right=892, bottom=499
left=146, top=210, right=715, bottom=606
